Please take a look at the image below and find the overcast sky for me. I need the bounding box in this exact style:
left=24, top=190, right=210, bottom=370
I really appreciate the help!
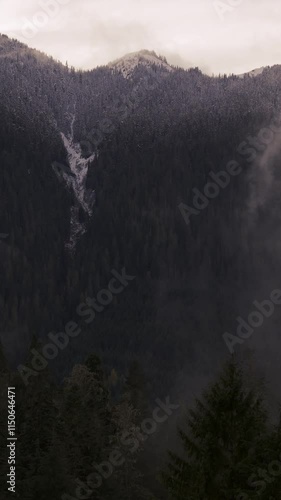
left=1, top=0, right=281, bottom=75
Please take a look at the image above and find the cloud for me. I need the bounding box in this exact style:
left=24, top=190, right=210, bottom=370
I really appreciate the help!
left=0, top=0, right=280, bottom=74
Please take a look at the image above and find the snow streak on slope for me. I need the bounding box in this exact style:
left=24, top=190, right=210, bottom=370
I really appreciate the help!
left=59, top=110, right=96, bottom=253
left=238, top=67, right=265, bottom=78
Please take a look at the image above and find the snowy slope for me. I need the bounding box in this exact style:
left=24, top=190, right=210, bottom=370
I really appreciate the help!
left=53, top=108, right=96, bottom=253
left=108, top=50, right=174, bottom=78
left=238, top=67, right=265, bottom=78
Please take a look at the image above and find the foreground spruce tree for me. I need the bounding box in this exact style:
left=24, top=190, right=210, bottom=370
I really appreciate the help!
left=162, top=361, right=281, bottom=500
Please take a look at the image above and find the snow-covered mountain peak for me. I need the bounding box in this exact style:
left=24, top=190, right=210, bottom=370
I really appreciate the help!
left=108, top=50, right=174, bottom=78
left=238, top=66, right=266, bottom=78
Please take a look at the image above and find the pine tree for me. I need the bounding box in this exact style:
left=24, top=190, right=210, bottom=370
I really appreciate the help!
left=109, top=397, right=151, bottom=499
left=124, top=360, right=149, bottom=421
left=60, top=357, right=114, bottom=497
left=162, top=361, right=271, bottom=499
left=16, top=375, right=57, bottom=498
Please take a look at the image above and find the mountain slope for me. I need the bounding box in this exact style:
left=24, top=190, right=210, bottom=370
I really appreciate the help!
left=1, top=35, right=281, bottom=403
left=108, top=49, right=174, bottom=78
left=238, top=66, right=266, bottom=78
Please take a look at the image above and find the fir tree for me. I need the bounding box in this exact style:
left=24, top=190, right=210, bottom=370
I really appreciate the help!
left=162, top=361, right=271, bottom=499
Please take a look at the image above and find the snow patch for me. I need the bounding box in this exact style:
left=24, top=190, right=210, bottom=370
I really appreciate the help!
left=238, top=67, right=265, bottom=79
left=55, top=108, right=96, bottom=253
left=108, top=50, right=174, bottom=79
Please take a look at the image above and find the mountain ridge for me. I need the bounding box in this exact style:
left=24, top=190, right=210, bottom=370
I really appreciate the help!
left=108, top=49, right=174, bottom=78
left=1, top=34, right=275, bottom=78
left=1, top=31, right=281, bottom=400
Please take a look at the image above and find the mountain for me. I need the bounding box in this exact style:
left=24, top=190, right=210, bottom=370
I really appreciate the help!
left=3, top=31, right=281, bottom=500
left=238, top=66, right=266, bottom=78
left=1, top=34, right=281, bottom=407
left=108, top=49, right=174, bottom=78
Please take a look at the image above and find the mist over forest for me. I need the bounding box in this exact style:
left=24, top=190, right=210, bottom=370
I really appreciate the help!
left=1, top=30, right=281, bottom=499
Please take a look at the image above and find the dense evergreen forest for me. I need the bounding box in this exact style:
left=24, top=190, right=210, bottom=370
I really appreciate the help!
left=1, top=33, right=281, bottom=497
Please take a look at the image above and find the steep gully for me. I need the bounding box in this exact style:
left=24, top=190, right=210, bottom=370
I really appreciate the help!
left=53, top=107, right=96, bottom=253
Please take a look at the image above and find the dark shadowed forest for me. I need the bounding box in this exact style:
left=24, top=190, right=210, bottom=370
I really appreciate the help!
left=1, top=33, right=281, bottom=498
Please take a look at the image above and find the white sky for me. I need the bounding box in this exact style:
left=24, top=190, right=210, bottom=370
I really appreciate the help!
left=1, top=0, right=281, bottom=75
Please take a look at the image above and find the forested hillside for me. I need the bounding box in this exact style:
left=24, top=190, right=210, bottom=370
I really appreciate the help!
left=1, top=33, right=281, bottom=498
